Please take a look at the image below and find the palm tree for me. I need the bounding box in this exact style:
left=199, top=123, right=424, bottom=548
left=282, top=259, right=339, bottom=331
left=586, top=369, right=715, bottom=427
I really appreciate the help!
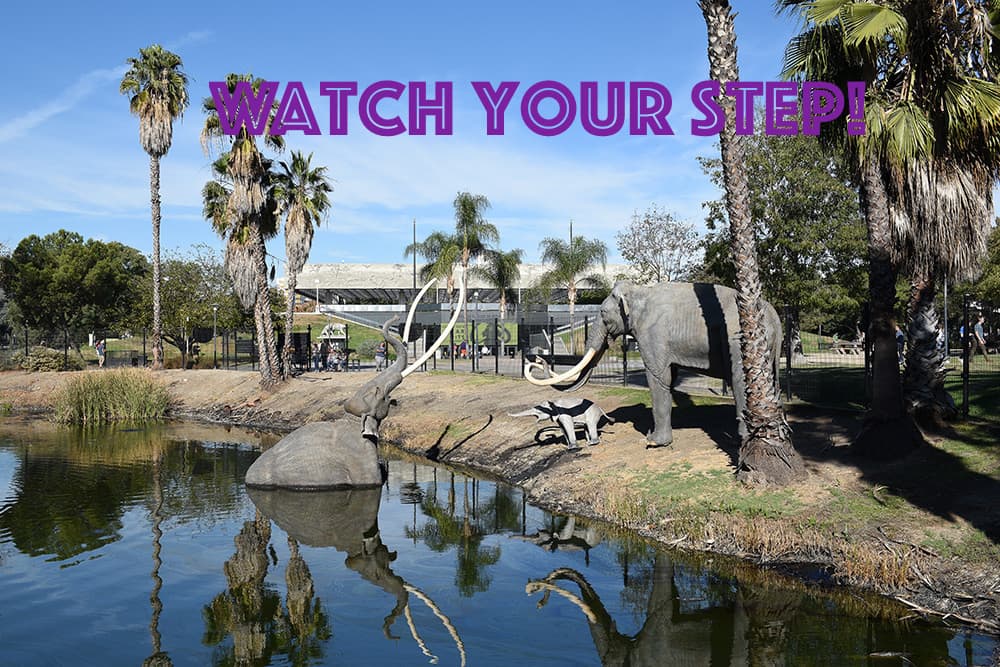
left=780, top=0, right=1000, bottom=445
left=701, top=0, right=806, bottom=485
left=405, top=192, right=497, bottom=351
left=536, top=231, right=609, bottom=354
left=120, top=45, right=189, bottom=371
left=273, top=151, right=333, bottom=379
left=201, top=74, right=284, bottom=387
left=471, top=247, right=523, bottom=355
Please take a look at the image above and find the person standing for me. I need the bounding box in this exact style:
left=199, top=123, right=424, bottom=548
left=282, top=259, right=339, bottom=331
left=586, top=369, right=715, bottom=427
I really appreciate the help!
left=973, top=314, right=990, bottom=360
left=375, top=340, right=387, bottom=371
left=96, top=339, right=107, bottom=368
left=894, top=326, right=905, bottom=364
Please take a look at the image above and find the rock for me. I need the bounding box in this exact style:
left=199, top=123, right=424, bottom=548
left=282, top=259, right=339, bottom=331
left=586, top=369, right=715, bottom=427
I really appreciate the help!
left=245, top=420, right=384, bottom=489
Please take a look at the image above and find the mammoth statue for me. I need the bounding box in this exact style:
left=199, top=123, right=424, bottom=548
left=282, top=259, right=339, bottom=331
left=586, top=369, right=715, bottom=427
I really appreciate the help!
left=246, top=270, right=467, bottom=489
left=509, top=398, right=613, bottom=449
left=525, top=281, right=782, bottom=447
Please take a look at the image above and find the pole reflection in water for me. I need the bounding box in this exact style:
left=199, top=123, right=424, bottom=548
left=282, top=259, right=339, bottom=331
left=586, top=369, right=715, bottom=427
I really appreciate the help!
left=143, top=452, right=170, bottom=667
left=247, top=486, right=467, bottom=666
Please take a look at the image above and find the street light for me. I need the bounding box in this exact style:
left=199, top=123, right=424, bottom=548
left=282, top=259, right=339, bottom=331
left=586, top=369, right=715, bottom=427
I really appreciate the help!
left=212, top=305, right=218, bottom=369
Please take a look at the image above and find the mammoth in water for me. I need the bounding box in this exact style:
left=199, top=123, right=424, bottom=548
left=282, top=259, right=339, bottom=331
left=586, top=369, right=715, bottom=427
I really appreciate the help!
left=246, top=270, right=468, bottom=489
left=525, top=282, right=782, bottom=447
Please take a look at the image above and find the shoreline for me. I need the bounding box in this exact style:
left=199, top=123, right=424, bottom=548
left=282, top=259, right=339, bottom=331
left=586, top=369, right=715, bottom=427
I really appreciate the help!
left=1, top=368, right=997, bottom=635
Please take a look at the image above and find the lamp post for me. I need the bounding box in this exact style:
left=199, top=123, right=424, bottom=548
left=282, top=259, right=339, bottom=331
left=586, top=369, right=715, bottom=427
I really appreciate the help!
left=212, top=305, right=218, bottom=369
left=185, top=316, right=190, bottom=369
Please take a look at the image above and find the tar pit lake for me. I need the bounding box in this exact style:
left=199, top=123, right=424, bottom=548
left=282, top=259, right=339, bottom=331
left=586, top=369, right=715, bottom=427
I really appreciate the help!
left=0, top=420, right=996, bottom=666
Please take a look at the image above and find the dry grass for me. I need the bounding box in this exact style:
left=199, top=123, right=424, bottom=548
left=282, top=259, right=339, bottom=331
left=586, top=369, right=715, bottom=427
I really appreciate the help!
left=52, top=369, right=171, bottom=424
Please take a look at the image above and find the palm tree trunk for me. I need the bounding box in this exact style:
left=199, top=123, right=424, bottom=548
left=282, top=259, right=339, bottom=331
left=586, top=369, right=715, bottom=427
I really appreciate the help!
left=249, top=223, right=278, bottom=387
left=701, top=0, right=804, bottom=486
left=902, top=271, right=956, bottom=425
left=854, top=161, right=923, bottom=457
left=282, top=271, right=298, bottom=380
left=150, top=154, right=164, bottom=370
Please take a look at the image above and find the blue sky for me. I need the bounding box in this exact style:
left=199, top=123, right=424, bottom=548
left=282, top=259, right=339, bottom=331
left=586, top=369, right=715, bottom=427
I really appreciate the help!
left=0, top=1, right=801, bottom=274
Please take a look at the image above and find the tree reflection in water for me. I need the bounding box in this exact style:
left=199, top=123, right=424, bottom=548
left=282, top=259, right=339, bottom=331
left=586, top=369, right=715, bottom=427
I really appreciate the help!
left=246, top=486, right=467, bottom=666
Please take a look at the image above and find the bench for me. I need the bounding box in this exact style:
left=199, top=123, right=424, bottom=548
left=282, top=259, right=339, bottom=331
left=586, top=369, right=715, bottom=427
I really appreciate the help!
left=831, top=341, right=863, bottom=355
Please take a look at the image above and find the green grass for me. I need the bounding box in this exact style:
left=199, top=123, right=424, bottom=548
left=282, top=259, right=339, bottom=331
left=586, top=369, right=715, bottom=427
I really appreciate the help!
left=633, top=463, right=802, bottom=520
left=53, top=369, right=171, bottom=424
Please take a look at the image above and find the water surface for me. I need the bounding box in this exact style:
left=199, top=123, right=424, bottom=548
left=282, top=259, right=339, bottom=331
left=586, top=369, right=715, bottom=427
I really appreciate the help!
left=0, top=420, right=995, bottom=666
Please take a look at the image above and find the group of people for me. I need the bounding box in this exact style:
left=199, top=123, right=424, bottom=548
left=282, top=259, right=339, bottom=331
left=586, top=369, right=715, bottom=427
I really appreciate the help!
left=311, top=341, right=348, bottom=372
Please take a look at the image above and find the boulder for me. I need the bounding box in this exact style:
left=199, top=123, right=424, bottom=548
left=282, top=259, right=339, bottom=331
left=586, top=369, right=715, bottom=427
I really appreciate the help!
left=245, top=420, right=384, bottom=489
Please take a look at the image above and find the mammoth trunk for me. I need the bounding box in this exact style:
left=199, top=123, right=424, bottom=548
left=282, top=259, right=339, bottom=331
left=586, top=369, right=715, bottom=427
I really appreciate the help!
left=559, top=321, right=610, bottom=392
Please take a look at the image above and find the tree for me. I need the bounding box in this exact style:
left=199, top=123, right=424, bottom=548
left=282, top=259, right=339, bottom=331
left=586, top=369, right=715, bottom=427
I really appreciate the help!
left=1, top=231, right=148, bottom=355
left=698, top=127, right=868, bottom=337
left=120, top=44, right=190, bottom=371
left=129, top=245, right=248, bottom=368
left=201, top=74, right=284, bottom=388
left=780, top=0, right=1000, bottom=441
left=470, top=247, right=523, bottom=355
left=701, top=0, right=806, bottom=486
left=273, top=151, right=333, bottom=379
left=536, top=229, right=609, bottom=353
left=616, top=205, right=702, bottom=284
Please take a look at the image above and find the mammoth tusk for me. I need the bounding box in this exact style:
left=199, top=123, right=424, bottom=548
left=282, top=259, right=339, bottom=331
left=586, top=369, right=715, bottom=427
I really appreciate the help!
left=403, top=276, right=439, bottom=344
left=402, top=266, right=466, bottom=378
left=524, top=348, right=597, bottom=386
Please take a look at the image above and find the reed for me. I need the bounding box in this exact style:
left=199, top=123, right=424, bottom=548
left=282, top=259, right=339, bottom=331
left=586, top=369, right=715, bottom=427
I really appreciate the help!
left=53, top=369, right=171, bottom=424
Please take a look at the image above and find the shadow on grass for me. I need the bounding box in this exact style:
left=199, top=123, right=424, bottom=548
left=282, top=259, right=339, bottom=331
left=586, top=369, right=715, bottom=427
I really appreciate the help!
left=786, top=403, right=1000, bottom=547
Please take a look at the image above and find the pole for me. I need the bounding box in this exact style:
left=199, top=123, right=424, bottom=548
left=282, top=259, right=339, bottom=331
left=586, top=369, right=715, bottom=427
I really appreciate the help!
left=962, top=294, right=971, bottom=419
left=450, top=325, right=455, bottom=372
left=943, top=279, right=949, bottom=358
left=213, top=306, right=218, bottom=369
left=622, top=335, right=629, bottom=386
left=412, top=218, right=417, bottom=290
left=24, top=321, right=28, bottom=357
left=494, top=317, right=499, bottom=375
left=783, top=305, right=793, bottom=401
left=472, top=319, right=477, bottom=372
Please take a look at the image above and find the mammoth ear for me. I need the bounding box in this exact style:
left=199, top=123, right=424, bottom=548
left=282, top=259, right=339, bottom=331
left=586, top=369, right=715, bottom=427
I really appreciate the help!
left=611, top=282, right=631, bottom=320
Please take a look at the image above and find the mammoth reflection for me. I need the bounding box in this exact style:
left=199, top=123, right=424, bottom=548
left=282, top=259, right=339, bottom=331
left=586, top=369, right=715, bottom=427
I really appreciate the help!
left=248, top=486, right=467, bottom=666
left=527, top=554, right=960, bottom=667
left=517, top=515, right=602, bottom=564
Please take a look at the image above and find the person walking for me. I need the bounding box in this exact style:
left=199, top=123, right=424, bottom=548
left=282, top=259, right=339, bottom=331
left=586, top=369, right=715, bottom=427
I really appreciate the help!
left=894, top=326, right=905, bottom=364
left=972, top=314, right=990, bottom=360
left=96, top=339, right=107, bottom=368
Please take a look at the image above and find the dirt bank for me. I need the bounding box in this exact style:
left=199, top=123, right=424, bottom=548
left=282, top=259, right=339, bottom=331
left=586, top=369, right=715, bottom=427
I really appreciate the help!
left=2, top=368, right=998, bottom=634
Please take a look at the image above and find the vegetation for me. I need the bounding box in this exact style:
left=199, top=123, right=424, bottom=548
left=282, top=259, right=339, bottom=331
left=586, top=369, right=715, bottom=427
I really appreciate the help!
left=616, top=204, right=701, bottom=284
left=273, top=151, right=333, bottom=378
left=201, top=74, right=285, bottom=388
left=698, top=125, right=868, bottom=337
left=53, top=369, right=171, bottom=424
left=120, top=44, right=190, bottom=371
left=780, top=0, right=1000, bottom=447
left=700, top=0, right=805, bottom=486
left=12, top=346, right=86, bottom=373
left=0, top=230, right=148, bottom=354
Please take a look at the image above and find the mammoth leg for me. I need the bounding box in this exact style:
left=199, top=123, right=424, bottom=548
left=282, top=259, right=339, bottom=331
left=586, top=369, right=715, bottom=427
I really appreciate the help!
left=645, top=369, right=673, bottom=446
left=556, top=415, right=580, bottom=450
left=729, top=337, right=748, bottom=440
left=583, top=414, right=601, bottom=446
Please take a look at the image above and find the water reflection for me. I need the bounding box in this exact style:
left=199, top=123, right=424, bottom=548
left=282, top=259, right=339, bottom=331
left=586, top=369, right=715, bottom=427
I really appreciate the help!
left=0, top=423, right=996, bottom=666
left=527, top=553, right=966, bottom=666
left=248, top=486, right=467, bottom=665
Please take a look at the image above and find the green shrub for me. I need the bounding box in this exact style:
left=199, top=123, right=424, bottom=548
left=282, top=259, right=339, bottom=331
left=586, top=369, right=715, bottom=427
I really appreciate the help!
left=53, top=368, right=171, bottom=424
left=12, top=346, right=85, bottom=372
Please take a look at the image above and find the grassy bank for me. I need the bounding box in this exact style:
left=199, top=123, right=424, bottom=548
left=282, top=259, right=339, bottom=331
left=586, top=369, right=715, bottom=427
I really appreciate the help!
left=52, top=369, right=171, bottom=424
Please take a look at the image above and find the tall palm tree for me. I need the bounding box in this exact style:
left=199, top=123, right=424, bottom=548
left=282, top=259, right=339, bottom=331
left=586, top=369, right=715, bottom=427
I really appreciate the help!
left=471, top=247, right=523, bottom=355
left=780, top=0, right=1000, bottom=444
left=273, top=151, right=333, bottom=378
left=701, top=0, right=806, bottom=485
left=405, top=192, right=497, bottom=350
left=120, top=45, right=189, bottom=371
left=536, top=232, right=609, bottom=353
left=201, top=74, right=284, bottom=387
